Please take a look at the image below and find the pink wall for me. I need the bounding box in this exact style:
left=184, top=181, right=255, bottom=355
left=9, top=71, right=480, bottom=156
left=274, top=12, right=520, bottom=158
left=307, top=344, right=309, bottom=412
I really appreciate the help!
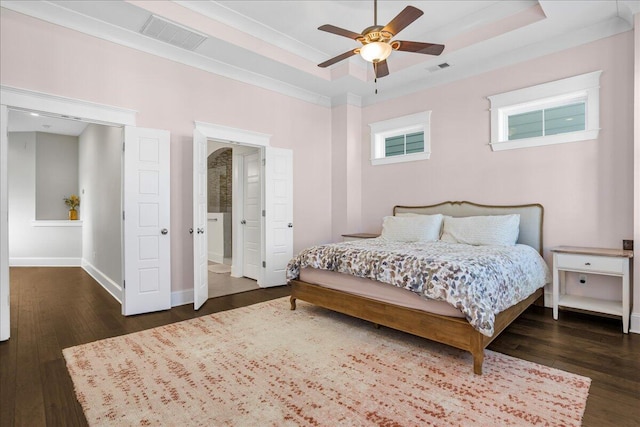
left=361, top=32, right=633, bottom=250
left=0, top=9, right=333, bottom=292
left=360, top=31, right=634, bottom=299
left=331, top=103, right=362, bottom=242
left=1, top=8, right=635, bottom=305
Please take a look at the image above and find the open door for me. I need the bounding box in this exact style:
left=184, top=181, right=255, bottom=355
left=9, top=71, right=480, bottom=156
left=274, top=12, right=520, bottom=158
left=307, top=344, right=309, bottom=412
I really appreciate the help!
left=242, top=151, right=261, bottom=280
left=261, top=147, right=293, bottom=287
left=122, top=126, right=171, bottom=316
left=193, top=129, right=208, bottom=309
left=0, top=105, right=9, bottom=341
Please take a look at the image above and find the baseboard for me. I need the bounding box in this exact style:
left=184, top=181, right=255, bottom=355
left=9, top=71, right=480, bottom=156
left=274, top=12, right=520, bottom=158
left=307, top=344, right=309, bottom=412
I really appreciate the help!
left=171, top=289, right=193, bottom=307
left=208, top=252, right=223, bottom=264
left=83, top=260, right=192, bottom=308
left=630, top=312, right=640, bottom=334
left=543, top=291, right=552, bottom=308
left=231, top=263, right=242, bottom=278
left=81, top=259, right=122, bottom=303
left=9, top=257, right=81, bottom=266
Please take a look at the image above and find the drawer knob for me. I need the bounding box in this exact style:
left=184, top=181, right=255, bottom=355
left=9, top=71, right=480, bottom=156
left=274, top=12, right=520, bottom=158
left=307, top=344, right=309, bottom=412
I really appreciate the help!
left=585, top=262, right=591, bottom=266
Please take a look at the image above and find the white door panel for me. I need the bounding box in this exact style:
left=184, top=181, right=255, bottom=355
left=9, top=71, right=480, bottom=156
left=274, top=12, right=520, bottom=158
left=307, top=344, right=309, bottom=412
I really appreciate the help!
left=263, top=147, right=293, bottom=287
left=123, top=126, right=171, bottom=316
left=0, top=105, right=9, bottom=341
left=243, top=151, right=260, bottom=280
left=193, top=129, right=208, bottom=309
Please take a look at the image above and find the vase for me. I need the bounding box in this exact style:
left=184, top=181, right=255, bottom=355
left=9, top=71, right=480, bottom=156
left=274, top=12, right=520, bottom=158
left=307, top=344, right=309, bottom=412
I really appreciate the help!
left=68, top=208, right=78, bottom=220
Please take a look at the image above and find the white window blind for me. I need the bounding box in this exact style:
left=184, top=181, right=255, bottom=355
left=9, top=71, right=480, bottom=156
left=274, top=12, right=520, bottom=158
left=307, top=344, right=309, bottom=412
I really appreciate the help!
left=369, top=111, right=431, bottom=166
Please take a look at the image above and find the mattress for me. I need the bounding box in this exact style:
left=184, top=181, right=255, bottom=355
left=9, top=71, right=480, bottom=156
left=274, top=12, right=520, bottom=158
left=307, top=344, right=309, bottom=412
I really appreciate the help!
left=289, top=239, right=550, bottom=336
left=299, top=267, right=465, bottom=318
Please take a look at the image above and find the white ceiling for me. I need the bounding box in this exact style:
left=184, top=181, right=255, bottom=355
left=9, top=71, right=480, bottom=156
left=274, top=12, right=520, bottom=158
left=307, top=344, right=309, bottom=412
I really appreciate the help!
left=7, top=109, right=89, bottom=136
left=2, top=1, right=639, bottom=107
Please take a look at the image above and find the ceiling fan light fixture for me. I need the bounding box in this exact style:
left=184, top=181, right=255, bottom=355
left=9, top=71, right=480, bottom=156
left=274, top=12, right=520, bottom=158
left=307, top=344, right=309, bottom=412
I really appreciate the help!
left=359, top=42, right=392, bottom=63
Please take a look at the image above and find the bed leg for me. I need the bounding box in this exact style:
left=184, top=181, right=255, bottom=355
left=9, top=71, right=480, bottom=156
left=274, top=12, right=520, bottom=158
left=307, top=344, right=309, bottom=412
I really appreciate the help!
left=473, top=352, right=484, bottom=375
left=471, top=333, right=484, bottom=375
left=290, top=296, right=297, bottom=310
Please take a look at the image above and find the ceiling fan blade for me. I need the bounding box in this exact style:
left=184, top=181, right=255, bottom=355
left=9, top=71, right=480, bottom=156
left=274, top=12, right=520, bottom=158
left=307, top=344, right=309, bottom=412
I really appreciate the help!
left=382, top=6, right=423, bottom=36
left=374, top=60, right=389, bottom=78
left=395, top=41, right=445, bottom=56
left=318, top=24, right=362, bottom=40
left=318, top=50, right=358, bottom=68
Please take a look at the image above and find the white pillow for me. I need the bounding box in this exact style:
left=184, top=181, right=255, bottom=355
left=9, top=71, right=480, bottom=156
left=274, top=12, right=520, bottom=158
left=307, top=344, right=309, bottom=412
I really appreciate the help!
left=440, top=214, right=520, bottom=246
left=380, top=214, right=443, bottom=242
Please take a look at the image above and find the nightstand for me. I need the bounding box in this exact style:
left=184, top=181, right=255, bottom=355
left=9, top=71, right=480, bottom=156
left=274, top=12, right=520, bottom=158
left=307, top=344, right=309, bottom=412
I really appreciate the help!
left=551, top=246, right=633, bottom=333
left=341, top=233, right=380, bottom=242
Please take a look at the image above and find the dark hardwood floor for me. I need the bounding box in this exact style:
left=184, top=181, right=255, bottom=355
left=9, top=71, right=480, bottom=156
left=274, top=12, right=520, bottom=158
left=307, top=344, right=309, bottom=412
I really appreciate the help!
left=1, top=267, right=638, bottom=426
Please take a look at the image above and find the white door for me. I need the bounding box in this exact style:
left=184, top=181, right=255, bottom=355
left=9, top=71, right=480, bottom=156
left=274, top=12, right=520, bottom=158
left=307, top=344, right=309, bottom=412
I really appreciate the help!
left=262, top=147, right=293, bottom=287
left=193, top=129, right=208, bottom=310
left=122, top=126, right=171, bottom=316
left=242, top=151, right=260, bottom=280
left=0, top=105, right=10, bottom=341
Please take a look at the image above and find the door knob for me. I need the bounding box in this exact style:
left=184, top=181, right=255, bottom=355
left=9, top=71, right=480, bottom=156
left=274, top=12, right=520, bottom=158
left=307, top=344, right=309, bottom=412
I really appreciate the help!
left=288, top=223, right=293, bottom=228
left=241, top=220, right=246, bottom=225
left=161, top=228, right=168, bottom=235
left=189, top=228, right=193, bottom=234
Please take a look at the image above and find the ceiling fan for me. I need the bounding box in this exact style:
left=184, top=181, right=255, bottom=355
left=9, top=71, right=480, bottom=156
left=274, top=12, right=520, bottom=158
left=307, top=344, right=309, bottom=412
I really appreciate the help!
left=317, top=0, right=445, bottom=79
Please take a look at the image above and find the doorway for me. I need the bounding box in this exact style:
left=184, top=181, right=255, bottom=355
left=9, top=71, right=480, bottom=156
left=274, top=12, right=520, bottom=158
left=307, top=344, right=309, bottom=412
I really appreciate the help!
left=192, top=122, right=294, bottom=310
left=1, top=86, right=171, bottom=341
left=205, top=140, right=260, bottom=298
left=5, top=110, right=123, bottom=285
left=1, top=105, right=127, bottom=342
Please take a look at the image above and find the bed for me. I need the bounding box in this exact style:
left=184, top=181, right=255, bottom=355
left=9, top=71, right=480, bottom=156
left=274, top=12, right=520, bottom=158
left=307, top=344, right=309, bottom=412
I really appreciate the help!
left=287, top=201, right=549, bottom=375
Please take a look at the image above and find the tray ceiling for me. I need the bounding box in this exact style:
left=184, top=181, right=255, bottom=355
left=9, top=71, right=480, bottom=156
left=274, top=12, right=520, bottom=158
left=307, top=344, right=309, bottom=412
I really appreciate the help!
left=2, top=1, right=638, bottom=107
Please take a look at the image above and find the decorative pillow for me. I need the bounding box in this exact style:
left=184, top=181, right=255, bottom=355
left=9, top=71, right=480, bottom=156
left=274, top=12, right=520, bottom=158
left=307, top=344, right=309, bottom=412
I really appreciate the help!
left=440, top=214, right=520, bottom=246
left=380, top=214, right=443, bottom=242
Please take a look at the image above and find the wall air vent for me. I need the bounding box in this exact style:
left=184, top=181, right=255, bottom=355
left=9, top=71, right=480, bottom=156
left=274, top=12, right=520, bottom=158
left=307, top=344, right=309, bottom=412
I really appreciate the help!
left=140, top=15, right=207, bottom=51
left=426, top=62, right=450, bottom=73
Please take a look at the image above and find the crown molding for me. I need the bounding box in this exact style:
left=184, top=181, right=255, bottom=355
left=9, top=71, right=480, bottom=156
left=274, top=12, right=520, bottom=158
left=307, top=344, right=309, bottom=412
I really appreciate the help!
left=175, top=0, right=328, bottom=64
left=1, top=1, right=332, bottom=108
left=331, top=93, right=362, bottom=108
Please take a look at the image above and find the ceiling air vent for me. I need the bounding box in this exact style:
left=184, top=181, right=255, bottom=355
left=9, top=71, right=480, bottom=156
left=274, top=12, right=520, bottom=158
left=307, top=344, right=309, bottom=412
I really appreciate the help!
left=140, top=15, right=207, bottom=51
left=426, top=62, right=450, bottom=73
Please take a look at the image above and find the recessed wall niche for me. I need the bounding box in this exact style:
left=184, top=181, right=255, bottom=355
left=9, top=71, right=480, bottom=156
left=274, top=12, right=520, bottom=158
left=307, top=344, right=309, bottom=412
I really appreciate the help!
left=35, top=132, right=79, bottom=220
left=207, top=148, right=232, bottom=213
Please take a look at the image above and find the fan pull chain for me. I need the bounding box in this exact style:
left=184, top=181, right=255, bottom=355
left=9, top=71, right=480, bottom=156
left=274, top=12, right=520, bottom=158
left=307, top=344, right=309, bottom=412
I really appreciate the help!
left=374, top=62, right=378, bottom=94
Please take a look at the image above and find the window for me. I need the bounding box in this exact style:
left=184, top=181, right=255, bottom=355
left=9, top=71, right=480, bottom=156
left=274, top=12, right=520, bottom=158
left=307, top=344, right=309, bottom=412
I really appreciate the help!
left=508, top=102, right=586, bottom=140
left=369, top=111, right=431, bottom=166
left=488, top=71, right=601, bottom=151
left=385, top=132, right=424, bottom=157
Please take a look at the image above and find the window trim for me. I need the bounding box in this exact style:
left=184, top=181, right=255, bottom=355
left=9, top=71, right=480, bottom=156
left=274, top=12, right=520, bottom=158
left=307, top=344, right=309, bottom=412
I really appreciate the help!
left=488, top=71, right=601, bottom=151
left=369, top=111, right=431, bottom=166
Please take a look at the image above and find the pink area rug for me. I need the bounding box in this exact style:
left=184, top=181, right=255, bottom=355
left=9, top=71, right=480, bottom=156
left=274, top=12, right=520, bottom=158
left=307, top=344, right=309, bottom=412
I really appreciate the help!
left=63, top=297, right=590, bottom=426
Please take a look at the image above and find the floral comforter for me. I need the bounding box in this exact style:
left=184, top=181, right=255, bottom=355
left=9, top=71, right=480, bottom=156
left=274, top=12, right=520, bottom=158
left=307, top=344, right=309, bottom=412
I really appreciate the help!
left=286, top=239, right=550, bottom=336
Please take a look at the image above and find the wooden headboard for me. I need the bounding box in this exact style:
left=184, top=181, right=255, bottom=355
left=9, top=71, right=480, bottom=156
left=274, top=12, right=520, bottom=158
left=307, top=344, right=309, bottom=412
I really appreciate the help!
left=393, top=201, right=544, bottom=254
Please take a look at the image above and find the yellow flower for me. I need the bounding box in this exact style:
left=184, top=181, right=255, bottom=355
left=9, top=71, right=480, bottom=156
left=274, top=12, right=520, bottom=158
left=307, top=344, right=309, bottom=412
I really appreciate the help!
left=64, top=194, right=80, bottom=209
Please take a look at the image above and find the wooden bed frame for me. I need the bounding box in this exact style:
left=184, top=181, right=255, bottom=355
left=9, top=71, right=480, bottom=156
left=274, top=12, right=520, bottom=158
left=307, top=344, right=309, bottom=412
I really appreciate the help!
left=290, top=201, right=545, bottom=375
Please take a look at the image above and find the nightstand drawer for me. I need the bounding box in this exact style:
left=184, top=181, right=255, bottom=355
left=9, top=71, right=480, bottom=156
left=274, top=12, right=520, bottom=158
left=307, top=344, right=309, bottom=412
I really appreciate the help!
left=555, top=253, right=624, bottom=274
